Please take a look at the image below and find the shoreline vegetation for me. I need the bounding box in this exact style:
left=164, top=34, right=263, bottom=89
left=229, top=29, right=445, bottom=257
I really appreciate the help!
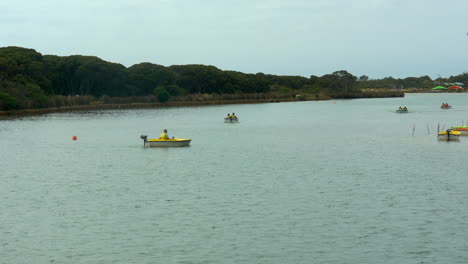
left=0, top=90, right=404, bottom=117
left=1, top=46, right=466, bottom=116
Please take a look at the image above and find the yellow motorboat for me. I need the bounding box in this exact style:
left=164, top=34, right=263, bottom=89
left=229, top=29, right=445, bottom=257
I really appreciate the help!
left=140, top=135, right=191, bottom=147
left=437, top=130, right=461, bottom=141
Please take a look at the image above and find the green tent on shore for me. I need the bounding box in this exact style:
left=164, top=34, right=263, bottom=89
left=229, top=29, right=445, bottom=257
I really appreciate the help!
left=432, top=86, right=448, bottom=90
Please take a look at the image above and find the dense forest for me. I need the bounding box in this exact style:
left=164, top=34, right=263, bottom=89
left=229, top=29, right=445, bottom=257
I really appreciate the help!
left=0, top=46, right=466, bottom=111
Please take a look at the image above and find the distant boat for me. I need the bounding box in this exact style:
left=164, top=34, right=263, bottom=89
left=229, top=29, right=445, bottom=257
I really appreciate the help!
left=437, top=130, right=461, bottom=141
left=448, top=86, right=463, bottom=91
left=432, top=86, right=447, bottom=92
left=450, top=126, right=468, bottom=135
left=441, top=103, right=452, bottom=109
left=396, top=108, right=408, bottom=113
left=224, top=117, right=239, bottom=123
left=140, top=135, right=191, bottom=147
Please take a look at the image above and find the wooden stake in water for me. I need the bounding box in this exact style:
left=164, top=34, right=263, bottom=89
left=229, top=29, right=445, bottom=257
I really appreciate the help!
left=412, top=124, right=415, bottom=136
left=427, top=123, right=430, bottom=135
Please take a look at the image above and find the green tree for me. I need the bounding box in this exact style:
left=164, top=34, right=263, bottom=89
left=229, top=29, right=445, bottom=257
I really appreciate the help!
left=154, top=86, right=170, bottom=102
left=359, top=75, right=369, bottom=81
left=302, top=84, right=320, bottom=98
left=0, top=92, right=17, bottom=110
left=170, top=64, right=227, bottom=94
left=165, top=84, right=187, bottom=96
left=448, top=73, right=468, bottom=85
left=319, top=70, right=358, bottom=93
left=127, top=63, right=176, bottom=96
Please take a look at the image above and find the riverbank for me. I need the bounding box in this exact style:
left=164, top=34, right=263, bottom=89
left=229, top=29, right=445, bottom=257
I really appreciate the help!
left=0, top=97, right=315, bottom=117
left=0, top=90, right=404, bottom=118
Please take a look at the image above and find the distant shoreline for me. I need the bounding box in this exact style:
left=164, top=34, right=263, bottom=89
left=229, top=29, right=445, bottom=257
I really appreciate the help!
left=0, top=97, right=313, bottom=117
left=0, top=90, right=404, bottom=118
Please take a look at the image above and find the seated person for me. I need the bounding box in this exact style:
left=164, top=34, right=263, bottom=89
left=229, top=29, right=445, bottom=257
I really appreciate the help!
left=159, top=129, right=170, bottom=140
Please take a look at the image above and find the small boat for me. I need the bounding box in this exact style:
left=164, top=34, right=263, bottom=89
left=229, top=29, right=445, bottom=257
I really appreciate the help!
left=396, top=108, right=408, bottom=113
left=140, top=135, right=191, bottom=147
left=224, top=117, right=239, bottom=123
left=437, top=130, right=461, bottom=141
left=450, top=126, right=468, bottom=135
left=441, top=105, right=452, bottom=109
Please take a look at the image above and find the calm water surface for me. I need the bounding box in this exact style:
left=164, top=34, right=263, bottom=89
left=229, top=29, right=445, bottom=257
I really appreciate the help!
left=1, top=93, right=468, bottom=264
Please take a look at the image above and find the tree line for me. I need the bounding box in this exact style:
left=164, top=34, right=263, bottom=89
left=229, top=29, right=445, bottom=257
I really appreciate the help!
left=0, top=46, right=466, bottom=110
left=356, top=74, right=467, bottom=90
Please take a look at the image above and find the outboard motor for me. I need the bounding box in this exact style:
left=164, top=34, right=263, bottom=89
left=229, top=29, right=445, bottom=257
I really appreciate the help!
left=140, top=135, right=148, bottom=147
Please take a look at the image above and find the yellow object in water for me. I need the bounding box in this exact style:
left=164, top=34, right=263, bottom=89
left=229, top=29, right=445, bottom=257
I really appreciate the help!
left=144, top=138, right=191, bottom=147
left=140, top=135, right=191, bottom=147
left=147, top=138, right=190, bottom=142
left=438, top=130, right=461, bottom=135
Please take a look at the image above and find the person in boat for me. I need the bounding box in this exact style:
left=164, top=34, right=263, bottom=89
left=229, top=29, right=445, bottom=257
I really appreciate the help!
left=159, top=129, right=170, bottom=140
left=399, top=106, right=402, bottom=110
left=231, top=113, right=237, bottom=120
left=226, top=113, right=232, bottom=120
left=403, top=106, right=407, bottom=111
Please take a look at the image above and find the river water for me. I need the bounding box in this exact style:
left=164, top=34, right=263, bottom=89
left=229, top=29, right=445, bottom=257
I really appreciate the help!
left=1, top=93, right=468, bottom=264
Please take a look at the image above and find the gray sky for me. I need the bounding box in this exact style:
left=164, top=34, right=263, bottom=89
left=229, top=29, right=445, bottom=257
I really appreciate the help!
left=1, top=0, right=467, bottom=79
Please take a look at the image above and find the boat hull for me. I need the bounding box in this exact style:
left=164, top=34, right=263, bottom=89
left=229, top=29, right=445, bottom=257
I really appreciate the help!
left=438, top=131, right=461, bottom=141
left=396, top=110, right=408, bottom=113
left=450, top=126, right=468, bottom=135
left=437, top=135, right=460, bottom=141
left=451, top=129, right=468, bottom=135
left=441, top=106, right=452, bottom=109
left=144, top=138, right=191, bottom=147
left=224, top=118, right=239, bottom=123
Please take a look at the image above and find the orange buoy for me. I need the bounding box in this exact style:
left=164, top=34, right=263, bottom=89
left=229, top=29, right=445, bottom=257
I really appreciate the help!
left=72, top=136, right=77, bottom=141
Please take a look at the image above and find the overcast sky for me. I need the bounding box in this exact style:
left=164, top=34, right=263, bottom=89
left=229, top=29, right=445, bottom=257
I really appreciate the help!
left=1, top=0, right=467, bottom=79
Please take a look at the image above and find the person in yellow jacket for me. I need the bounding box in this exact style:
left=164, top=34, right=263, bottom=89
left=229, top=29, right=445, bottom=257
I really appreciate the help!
left=159, top=129, right=170, bottom=140
left=231, top=113, right=237, bottom=119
